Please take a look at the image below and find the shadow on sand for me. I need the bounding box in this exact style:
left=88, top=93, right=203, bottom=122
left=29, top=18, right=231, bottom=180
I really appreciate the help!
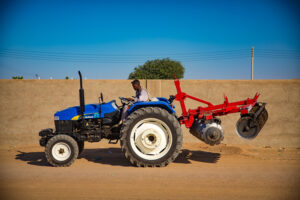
left=15, top=148, right=221, bottom=167
left=174, top=149, right=220, bottom=164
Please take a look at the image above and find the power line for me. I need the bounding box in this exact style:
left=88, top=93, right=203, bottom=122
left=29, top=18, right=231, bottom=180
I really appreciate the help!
left=0, top=48, right=298, bottom=63
left=0, top=48, right=250, bottom=57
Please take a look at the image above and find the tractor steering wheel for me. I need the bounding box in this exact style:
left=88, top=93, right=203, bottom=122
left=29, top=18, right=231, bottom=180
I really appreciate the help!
left=119, top=97, right=133, bottom=105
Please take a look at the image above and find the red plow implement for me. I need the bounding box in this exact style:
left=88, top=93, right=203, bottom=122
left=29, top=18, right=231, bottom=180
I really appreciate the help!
left=172, top=77, right=268, bottom=145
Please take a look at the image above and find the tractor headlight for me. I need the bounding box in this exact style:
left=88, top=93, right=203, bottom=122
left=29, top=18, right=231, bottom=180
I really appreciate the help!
left=54, top=116, right=59, bottom=120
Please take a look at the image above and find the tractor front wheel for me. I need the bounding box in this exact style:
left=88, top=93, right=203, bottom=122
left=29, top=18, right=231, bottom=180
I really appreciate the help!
left=45, top=135, right=79, bottom=167
left=120, top=107, right=182, bottom=167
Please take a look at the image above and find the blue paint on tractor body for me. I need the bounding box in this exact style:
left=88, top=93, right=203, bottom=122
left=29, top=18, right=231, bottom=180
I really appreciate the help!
left=54, top=98, right=174, bottom=120
left=54, top=100, right=119, bottom=120
left=128, top=100, right=175, bottom=114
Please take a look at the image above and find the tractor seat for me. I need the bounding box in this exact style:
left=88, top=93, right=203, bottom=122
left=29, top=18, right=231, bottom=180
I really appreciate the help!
left=150, top=97, right=159, bottom=102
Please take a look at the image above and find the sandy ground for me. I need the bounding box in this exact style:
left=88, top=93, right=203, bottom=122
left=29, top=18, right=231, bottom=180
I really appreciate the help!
left=0, top=141, right=300, bottom=200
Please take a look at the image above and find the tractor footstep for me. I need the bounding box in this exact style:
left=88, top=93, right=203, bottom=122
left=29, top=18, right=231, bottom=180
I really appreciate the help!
left=109, top=139, right=119, bottom=144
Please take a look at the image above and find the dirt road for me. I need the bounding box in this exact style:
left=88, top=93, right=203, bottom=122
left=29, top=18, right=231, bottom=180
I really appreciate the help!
left=0, top=142, right=299, bottom=200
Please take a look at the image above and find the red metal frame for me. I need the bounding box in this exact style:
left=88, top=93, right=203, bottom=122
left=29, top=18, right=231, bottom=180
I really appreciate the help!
left=174, top=76, right=259, bottom=128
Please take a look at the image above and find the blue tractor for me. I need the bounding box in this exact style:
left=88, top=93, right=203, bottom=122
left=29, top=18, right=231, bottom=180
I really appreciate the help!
left=39, top=71, right=182, bottom=167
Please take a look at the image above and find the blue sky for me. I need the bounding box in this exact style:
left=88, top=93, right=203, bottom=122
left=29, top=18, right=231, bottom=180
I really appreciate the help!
left=0, top=0, right=299, bottom=79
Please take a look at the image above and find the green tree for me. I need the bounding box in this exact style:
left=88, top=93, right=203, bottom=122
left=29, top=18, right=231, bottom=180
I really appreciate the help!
left=128, top=58, right=185, bottom=79
left=12, top=76, right=23, bottom=79
left=65, top=76, right=69, bottom=80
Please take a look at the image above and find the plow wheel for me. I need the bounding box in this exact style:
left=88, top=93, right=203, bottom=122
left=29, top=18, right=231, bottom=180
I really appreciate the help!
left=236, top=104, right=268, bottom=139
left=236, top=117, right=259, bottom=139
left=257, top=108, right=268, bottom=130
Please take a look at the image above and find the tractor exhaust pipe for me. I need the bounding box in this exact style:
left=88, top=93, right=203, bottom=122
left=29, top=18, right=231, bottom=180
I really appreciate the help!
left=78, top=71, right=85, bottom=116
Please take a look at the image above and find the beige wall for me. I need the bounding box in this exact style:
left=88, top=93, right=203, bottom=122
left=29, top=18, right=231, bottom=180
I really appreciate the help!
left=0, top=79, right=299, bottom=147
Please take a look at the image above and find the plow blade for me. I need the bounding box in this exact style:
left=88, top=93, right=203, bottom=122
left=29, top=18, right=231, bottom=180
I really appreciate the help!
left=236, top=103, right=268, bottom=139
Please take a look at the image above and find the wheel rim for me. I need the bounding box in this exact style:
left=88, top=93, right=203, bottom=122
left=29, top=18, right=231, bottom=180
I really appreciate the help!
left=52, top=142, right=72, bottom=161
left=235, top=118, right=258, bottom=139
left=130, top=118, right=172, bottom=160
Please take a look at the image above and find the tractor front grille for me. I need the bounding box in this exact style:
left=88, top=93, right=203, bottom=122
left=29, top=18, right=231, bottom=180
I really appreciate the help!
left=55, top=120, right=73, bottom=133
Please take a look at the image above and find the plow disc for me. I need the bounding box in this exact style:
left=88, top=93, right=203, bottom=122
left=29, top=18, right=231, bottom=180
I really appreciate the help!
left=236, top=103, right=268, bottom=139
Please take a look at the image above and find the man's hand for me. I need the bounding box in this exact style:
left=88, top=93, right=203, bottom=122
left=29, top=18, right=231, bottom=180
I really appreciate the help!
left=127, top=97, right=134, bottom=101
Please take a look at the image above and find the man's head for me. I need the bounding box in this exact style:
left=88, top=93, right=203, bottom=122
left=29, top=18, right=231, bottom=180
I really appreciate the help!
left=131, top=79, right=141, bottom=91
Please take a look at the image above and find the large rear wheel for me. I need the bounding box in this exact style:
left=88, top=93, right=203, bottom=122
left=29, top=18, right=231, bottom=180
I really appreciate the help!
left=120, top=107, right=182, bottom=167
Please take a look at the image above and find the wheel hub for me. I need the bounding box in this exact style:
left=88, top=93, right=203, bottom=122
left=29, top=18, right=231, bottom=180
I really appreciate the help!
left=130, top=118, right=172, bottom=160
left=139, top=129, right=161, bottom=149
left=135, top=125, right=166, bottom=155
left=52, top=142, right=71, bottom=161
left=58, top=148, right=65, bottom=154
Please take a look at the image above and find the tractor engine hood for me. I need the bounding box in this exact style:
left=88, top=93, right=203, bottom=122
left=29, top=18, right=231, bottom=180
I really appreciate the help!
left=54, top=100, right=118, bottom=120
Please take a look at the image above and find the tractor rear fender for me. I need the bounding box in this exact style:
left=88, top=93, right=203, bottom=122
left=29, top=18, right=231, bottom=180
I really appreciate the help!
left=128, top=101, right=176, bottom=115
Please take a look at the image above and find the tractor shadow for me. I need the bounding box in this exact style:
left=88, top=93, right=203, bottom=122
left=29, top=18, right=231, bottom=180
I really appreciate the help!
left=15, top=151, right=50, bottom=167
left=15, top=148, right=132, bottom=167
left=15, top=148, right=220, bottom=167
left=174, top=149, right=221, bottom=164
left=78, top=148, right=132, bottom=167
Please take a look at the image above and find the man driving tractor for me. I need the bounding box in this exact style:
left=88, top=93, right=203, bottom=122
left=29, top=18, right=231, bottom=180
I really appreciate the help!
left=121, top=79, right=149, bottom=122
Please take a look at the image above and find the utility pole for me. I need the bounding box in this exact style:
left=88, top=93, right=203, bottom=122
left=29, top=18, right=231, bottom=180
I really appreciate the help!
left=251, top=46, right=254, bottom=80
left=145, top=79, right=148, bottom=89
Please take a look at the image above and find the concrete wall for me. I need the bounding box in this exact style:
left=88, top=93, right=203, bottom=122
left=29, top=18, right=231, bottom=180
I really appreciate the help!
left=0, top=79, right=299, bottom=147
